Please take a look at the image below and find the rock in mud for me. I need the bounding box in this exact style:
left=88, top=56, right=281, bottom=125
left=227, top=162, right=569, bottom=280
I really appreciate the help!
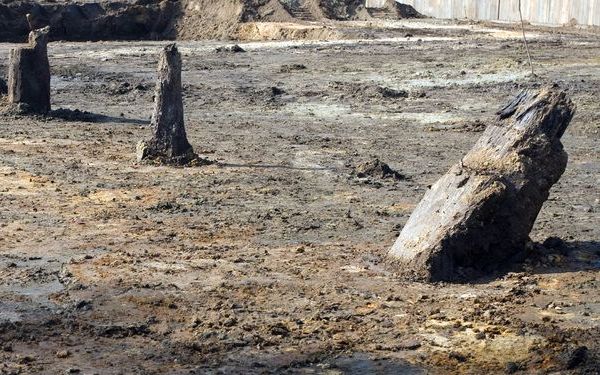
left=353, top=158, right=405, bottom=181
left=505, top=361, right=523, bottom=373
left=377, top=86, right=408, bottom=98
left=396, top=337, right=421, bottom=350
left=389, top=87, right=576, bottom=281
left=270, top=86, right=286, bottom=96
left=55, top=350, right=70, bottom=359
left=7, top=27, right=51, bottom=114
left=280, top=63, right=307, bottom=73
left=215, top=44, right=246, bottom=53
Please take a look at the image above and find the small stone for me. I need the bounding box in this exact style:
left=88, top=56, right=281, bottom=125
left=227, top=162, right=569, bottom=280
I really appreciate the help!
left=270, top=323, right=290, bottom=337
left=397, top=338, right=421, bottom=350
left=56, top=350, right=70, bottom=358
left=448, top=352, right=467, bottom=363
left=215, top=44, right=246, bottom=53
left=505, top=361, right=521, bottom=374
left=136, top=141, right=149, bottom=162
left=271, top=86, right=285, bottom=96
left=223, top=317, right=237, bottom=327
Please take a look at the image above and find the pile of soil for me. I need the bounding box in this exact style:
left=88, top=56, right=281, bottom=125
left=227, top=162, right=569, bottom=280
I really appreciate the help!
left=352, top=158, right=405, bottom=180
left=329, top=81, right=412, bottom=102
left=321, top=0, right=422, bottom=20
left=0, top=0, right=422, bottom=42
left=177, top=0, right=338, bottom=40
left=0, top=0, right=179, bottom=42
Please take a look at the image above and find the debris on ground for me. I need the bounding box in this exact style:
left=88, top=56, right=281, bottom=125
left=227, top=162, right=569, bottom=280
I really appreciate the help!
left=352, top=158, right=405, bottom=181
left=215, top=44, right=246, bottom=53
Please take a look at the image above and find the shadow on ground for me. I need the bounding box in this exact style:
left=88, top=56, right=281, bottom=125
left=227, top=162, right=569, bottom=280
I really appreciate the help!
left=528, top=240, right=600, bottom=275
left=51, top=108, right=149, bottom=125
left=468, top=240, right=600, bottom=284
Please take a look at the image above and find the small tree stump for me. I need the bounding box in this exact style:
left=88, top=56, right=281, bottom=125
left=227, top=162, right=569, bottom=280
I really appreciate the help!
left=7, top=27, right=51, bottom=114
left=389, top=87, right=576, bottom=282
left=137, top=43, right=196, bottom=165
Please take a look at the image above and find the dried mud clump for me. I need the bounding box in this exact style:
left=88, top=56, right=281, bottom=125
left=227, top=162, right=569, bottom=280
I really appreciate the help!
left=352, top=158, right=405, bottom=180
left=50, top=108, right=104, bottom=122
left=280, top=63, right=307, bottom=73
left=329, top=81, right=411, bottom=101
left=376, top=86, right=409, bottom=98
left=426, top=119, right=487, bottom=133
left=215, top=44, right=246, bottom=53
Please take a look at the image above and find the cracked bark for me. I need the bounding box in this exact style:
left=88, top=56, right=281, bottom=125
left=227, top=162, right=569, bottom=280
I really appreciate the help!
left=389, top=86, right=576, bottom=282
left=137, top=44, right=196, bottom=165
left=8, top=27, right=51, bottom=114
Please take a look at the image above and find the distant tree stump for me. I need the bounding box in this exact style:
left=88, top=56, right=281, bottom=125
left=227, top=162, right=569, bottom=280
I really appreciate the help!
left=137, top=44, right=196, bottom=165
left=389, top=87, right=576, bottom=282
left=7, top=27, right=51, bottom=114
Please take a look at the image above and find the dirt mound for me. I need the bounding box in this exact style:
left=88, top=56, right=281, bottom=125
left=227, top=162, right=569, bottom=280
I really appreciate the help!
left=395, top=2, right=424, bottom=18
left=176, top=0, right=294, bottom=40
left=352, top=158, right=405, bottom=180
left=235, top=21, right=340, bottom=40
left=0, top=0, right=422, bottom=42
left=0, top=0, right=179, bottom=42
left=328, top=81, right=412, bottom=102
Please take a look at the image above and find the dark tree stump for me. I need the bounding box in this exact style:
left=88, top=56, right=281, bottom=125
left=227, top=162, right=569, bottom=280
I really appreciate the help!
left=7, top=27, right=51, bottom=114
left=388, top=87, right=576, bottom=282
left=137, top=44, right=196, bottom=165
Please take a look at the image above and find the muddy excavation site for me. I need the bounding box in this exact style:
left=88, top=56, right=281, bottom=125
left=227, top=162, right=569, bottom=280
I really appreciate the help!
left=0, top=1, right=599, bottom=374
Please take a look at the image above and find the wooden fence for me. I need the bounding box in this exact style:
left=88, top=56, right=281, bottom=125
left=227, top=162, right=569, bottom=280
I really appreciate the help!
left=367, top=0, right=600, bottom=26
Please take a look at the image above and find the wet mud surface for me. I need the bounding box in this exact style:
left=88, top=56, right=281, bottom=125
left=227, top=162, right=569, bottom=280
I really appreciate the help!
left=0, top=20, right=599, bottom=374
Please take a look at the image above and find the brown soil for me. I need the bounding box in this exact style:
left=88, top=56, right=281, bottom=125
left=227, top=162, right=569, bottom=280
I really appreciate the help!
left=178, top=0, right=422, bottom=40
left=0, top=17, right=599, bottom=375
left=0, top=0, right=180, bottom=42
left=0, top=0, right=421, bottom=42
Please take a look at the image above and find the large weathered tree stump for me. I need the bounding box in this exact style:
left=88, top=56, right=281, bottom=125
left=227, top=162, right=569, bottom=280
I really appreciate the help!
left=137, top=44, right=196, bottom=164
left=389, top=87, right=575, bottom=282
left=7, top=27, right=51, bottom=114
